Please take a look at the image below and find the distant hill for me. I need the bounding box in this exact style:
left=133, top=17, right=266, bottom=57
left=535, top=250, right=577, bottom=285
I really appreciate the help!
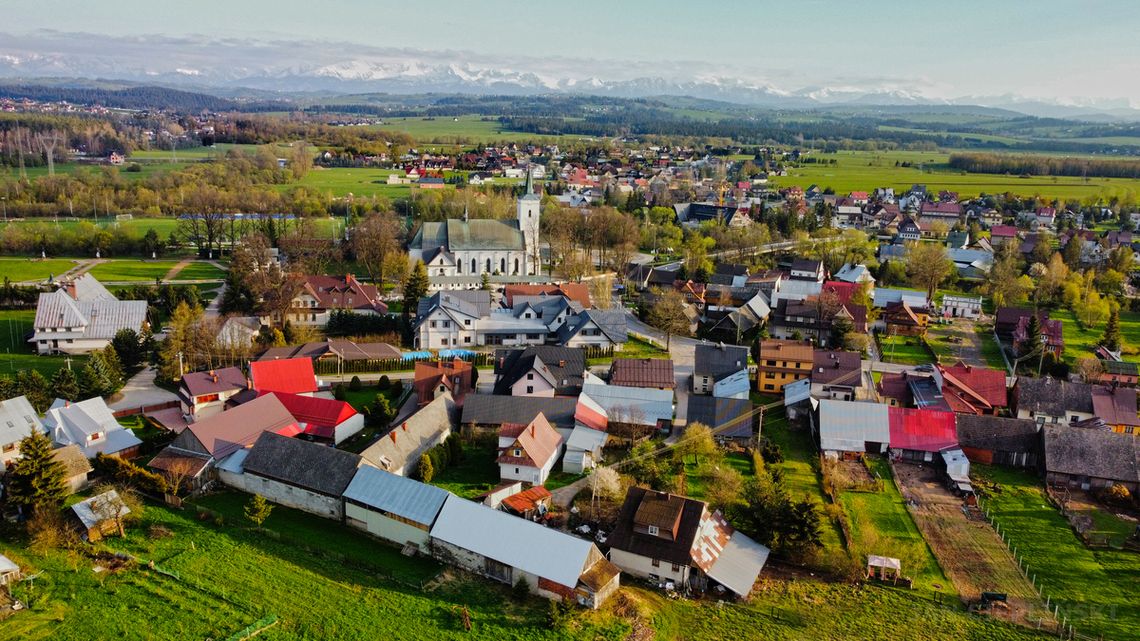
left=0, top=79, right=286, bottom=112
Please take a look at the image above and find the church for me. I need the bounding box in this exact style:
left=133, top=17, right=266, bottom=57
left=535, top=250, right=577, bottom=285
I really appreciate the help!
left=409, top=174, right=542, bottom=288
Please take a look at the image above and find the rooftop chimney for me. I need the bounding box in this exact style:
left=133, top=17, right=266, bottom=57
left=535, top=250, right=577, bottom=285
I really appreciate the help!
left=402, top=422, right=408, bottom=432
left=389, top=431, right=397, bottom=443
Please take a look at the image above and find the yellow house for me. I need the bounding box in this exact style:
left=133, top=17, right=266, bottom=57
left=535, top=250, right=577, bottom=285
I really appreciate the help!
left=757, top=340, right=814, bottom=393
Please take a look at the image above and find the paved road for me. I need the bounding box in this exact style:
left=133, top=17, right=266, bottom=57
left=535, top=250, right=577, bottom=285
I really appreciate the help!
left=108, top=366, right=180, bottom=411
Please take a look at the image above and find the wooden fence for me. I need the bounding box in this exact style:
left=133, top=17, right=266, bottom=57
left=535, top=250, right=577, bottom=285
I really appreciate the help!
left=112, top=400, right=180, bottom=419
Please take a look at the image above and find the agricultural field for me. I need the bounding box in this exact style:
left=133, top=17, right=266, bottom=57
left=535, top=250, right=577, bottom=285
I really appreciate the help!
left=0, top=309, right=80, bottom=377
left=0, top=257, right=78, bottom=283
left=273, top=167, right=416, bottom=200
left=770, top=150, right=1140, bottom=201
left=974, top=465, right=1140, bottom=641
left=837, top=457, right=952, bottom=600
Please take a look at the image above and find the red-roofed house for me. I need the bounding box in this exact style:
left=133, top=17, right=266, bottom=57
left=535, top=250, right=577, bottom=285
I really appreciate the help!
left=279, top=275, right=388, bottom=328
left=937, top=362, right=1008, bottom=415
left=263, top=391, right=363, bottom=445
left=498, top=412, right=564, bottom=485
left=250, top=358, right=319, bottom=395
left=413, top=359, right=474, bottom=407
left=822, top=281, right=858, bottom=306
left=503, top=283, right=592, bottom=309
left=1013, top=316, right=1064, bottom=356
left=849, top=191, right=869, bottom=205
left=888, top=407, right=958, bottom=461
left=989, top=225, right=1019, bottom=246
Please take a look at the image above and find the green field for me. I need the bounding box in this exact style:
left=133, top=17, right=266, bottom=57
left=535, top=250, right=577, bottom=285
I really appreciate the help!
left=771, top=150, right=1140, bottom=201
left=838, top=457, right=952, bottom=599
left=0, top=309, right=81, bottom=377
left=0, top=217, right=341, bottom=249
left=168, top=261, right=227, bottom=281
left=428, top=439, right=500, bottom=499
left=1049, top=306, right=1140, bottom=365
left=0, top=258, right=78, bottom=283
left=878, top=334, right=934, bottom=365
left=761, top=414, right=843, bottom=549
left=274, top=167, right=417, bottom=199
left=975, top=465, right=1140, bottom=641
left=681, top=451, right=754, bottom=502
left=87, top=260, right=185, bottom=282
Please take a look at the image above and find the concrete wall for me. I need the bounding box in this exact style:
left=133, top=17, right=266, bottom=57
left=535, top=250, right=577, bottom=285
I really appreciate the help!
left=333, top=414, right=366, bottom=445
left=430, top=538, right=567, bottom=601
left=344, top=501, right=431, bottom=550
left=511, top=373, right=555, bottom=397
left=222, top=471, right=343, bottom=520
left=608, top=548, right=689, bottom=585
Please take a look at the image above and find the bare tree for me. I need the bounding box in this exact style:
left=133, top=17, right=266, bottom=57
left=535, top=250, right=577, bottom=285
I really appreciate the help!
left=1074, top=357, right=1105, bottom=385
left=352, top=211, right=403, bottom=285
left=163, top=458, right=196, bottom=497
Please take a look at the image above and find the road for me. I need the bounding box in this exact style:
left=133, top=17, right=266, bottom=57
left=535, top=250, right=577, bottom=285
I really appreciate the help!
left=108, top=366, right=180, bottom=411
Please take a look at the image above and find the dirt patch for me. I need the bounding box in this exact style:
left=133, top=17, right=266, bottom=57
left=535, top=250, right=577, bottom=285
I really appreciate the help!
left=892, top=462, right=1052, bottom=626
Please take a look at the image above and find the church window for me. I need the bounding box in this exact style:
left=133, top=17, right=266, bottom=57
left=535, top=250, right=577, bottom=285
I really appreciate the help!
left=471, top=259, right=477, bottom=273
left=486, top=259, right=492, bottom=272
left=500, top=258, right=506, bottom=273
left=514, top=258, right=520, bottom=274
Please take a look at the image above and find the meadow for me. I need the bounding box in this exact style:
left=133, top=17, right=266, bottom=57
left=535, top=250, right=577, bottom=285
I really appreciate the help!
left=975, top=465, right=1140, bottom=641
left=273, top=167, right=416, bottom=199
left=0, top=309, right=80, bottom=376
left=0, top=257, right=78, bottom=283
left=771, top=149, right=1140, bottom=201
left=1049, top=306, right=1140, bottom=365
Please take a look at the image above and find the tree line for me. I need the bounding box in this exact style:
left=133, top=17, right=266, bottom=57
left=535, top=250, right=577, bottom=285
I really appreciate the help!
left=949, top=152, right=1140, bottom=179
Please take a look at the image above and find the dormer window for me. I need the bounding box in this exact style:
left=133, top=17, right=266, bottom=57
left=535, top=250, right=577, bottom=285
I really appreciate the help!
left=513, top=448, right=522, bottom=457
left=647, top=525, right=660, bottom=536
left=87, top=432, right=103, bottom=443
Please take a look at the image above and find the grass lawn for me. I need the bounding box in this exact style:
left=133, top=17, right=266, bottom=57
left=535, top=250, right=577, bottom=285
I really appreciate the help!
left=762, top=414, right=843, bottom=550
left=974, top=465, right=1140, bottom=641
left=0, top=257, right=77, bottom=283
left=978, top=325, right=1010, bottom=371
left=87, top=260, right=184, bottom=282
left=588, top=336, right=669, bottom=366
left=838, top=457, right=952, bottom=599
left=168, top=261, right=227, bottom=281
left=1051, top=306, right=1140, bottom=366
left=274, top=167, right=417, bottom=200
left=681, top=451, right=754, bottom=501
left=544, top=471, right=585, bottom=491
left=0, top=309, right=81, bottom=376
left=429, top=439, right=500, bottom=499
left=878, top=334, right=934, bottom=366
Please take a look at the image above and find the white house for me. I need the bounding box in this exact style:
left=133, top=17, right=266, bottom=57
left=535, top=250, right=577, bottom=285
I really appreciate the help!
left=941, top=295, right=983, bottom=320
left=497, top=412, right=564, bottom=485
left=30, top=274, right=148, bottom=355
left=0, top=396, right=46, bottom=472
left=44, top=397, right=142, bottom=458
left=343, top=466, right=450, bottom=551
left=833, top=263, right=875, bottom=287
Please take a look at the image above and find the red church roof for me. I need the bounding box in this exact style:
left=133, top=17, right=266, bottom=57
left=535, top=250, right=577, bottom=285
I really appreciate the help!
left=261, top=391, right=358, bottom=440
left=250, top=358, right=318, bottom=395
left=888, top=407, right=958, bottom=452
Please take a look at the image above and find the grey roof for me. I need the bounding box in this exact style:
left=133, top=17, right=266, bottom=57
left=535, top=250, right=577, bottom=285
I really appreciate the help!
left=461, top=394, right=577, bottom=430
left=70, top=489, right=130, bottom=530
left=955, top=415, right=1039, bottom=454
left=0, top=554, right=17, bottom=575
left=430, top=494, right=598, bottom=590
left=343, top=465, right=450, bottom=527
left=686, top=396, right=754, bottom=439
left=493, top=346, right=585, bottom=395
left=45, top=397, right=141, bottom=458
left=360, top=392, right=456, bottom=473
left=873, top=288, right=928, bottom=309
left=818, top=399, right=890, bottom=452
left=31, top=289, right=148, bottom=342
left=417, top=290, right=493, bottom=324
left=557, top=309, right=628, bottom=345
left=242, top=432, right=362, bottom=497
left=694, top=343, right=749, bottom=380
left=1016, top=378, right=1094, bottom=417
left=0, top=395, right=45, bottom=448
left=581, top=376, right=675, bottom=427
left=423, top=218, right=525, bottom=251
left=705, top=530, right=770, bottom=596
left=1043, top=424, right=1139, bottom=483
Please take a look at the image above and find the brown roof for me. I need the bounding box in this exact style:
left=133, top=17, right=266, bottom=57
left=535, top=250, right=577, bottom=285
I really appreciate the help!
left=51, top=444, right=92, bottom=478
left=181, top=367, right=248, bottom=398
left=301, top=275, right=387, bottom=314
left=147, top=448, right=211, bottom=478
left=1091, top=386, right=1140, bottom=427
left=497, top=412, right=563, bottom=468
left=609, top=358, right=675, bottom=389
left=811, top=350, right=863, bottom=387
left=759, top=339, right=813, bottom=363
left=503, top=283, right=591, bottom=308
left=179, top=394, right=300, bottom=459
left=501, top=485, right=552, bottom=513
left=578, top=558, right=622, bottom=592
left=633, top=491, right=686, bottom=537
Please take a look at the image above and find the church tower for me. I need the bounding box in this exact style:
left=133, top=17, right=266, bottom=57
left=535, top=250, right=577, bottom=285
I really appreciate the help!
left=517, top=167, right=542, bottom=275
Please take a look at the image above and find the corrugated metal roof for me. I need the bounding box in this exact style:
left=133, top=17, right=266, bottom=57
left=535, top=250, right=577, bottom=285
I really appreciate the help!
left=430, top=494, right=595, bottom=589
left=818, top=399, right=890, bottom=452
left=71, top=489, right=130, bottom=530
left=0, top=395, right=45, bottom=448
left=705, top=530, right=770, bottom=596
left=250, top=358, right=318, bottom=395
left=343, top=465, right=450, bottom=526
left=581, top=380, right=674, bottom=427
left=888, top=407, right=958, bottom=452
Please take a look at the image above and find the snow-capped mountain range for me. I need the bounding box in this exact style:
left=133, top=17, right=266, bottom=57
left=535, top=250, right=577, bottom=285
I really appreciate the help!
left=1, top=34, right=1137, bottom=119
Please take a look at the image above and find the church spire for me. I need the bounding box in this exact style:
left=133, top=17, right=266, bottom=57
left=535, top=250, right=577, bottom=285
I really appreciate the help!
left=524, top=165, right=533, bottom=195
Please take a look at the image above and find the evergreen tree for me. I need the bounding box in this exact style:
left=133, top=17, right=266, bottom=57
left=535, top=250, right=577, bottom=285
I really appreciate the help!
left=481, top=272, right=492, bottom=291
left=1021, top=314, right=1044, bottom=358
left=418, top=453, right=435, bottom=482
left=403, top=260, right=430, bottom=317
left=16, top=369, right=52, bottom=412
left=244, top=494, right=273, bottom=530
left=1062, top=235, right=1082, bottom=268
left=50, top=367, right=81, bottom=402
left=6, top=431, right=67, bottom=515
left=1102, top=306, right=1122, bottom=352
left=111, top=328, right=144, bottom=371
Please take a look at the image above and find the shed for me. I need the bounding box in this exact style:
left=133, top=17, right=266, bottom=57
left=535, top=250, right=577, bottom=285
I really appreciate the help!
left=818, top=400, right=890, bottom=457
left=0, top=553, right=20, bottom=586
left=69, top=489, right=130, bottom=541
left=343, top=466, right=450, bottom=550
left=866, top=555, right=902, bottom=582
left=704, top=531, right=771, bottom=597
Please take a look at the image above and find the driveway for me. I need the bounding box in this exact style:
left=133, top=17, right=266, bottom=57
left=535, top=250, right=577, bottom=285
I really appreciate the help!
left=108, top=366, right=180, bottom=411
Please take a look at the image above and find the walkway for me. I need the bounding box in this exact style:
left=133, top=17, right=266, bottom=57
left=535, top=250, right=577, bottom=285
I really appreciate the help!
left=550, top=476, right=590, bottom=509
left=108, top=366, right=180, bottom=411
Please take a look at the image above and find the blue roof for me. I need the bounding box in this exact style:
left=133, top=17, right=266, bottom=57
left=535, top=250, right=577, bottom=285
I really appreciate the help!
left=342, top=466, right=450, bottom=527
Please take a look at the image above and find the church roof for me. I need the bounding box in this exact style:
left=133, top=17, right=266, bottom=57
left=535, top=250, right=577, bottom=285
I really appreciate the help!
left=428, top=218, right=524, bottom=251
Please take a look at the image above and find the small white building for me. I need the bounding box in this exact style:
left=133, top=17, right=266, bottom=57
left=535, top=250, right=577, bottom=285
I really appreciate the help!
left=44, top=397, right=142, bottom=458
left=497, top=413, right=564, bottom=485
left=940, top=295, right=983, bottom=320
left=342, top=466, right=449, bottom=551
left=0, top=395, right=47, bottom=472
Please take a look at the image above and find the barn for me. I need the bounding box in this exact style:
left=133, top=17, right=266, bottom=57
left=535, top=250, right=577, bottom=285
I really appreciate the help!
left=955, top=415, right=1040, bottom=467
left=818, top=399, right=890, bottom=459
left=342, top=465, right=449, bottom=551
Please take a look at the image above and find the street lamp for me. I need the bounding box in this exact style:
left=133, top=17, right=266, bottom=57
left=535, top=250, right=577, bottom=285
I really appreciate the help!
left=1, top=196, right=6, bottom=222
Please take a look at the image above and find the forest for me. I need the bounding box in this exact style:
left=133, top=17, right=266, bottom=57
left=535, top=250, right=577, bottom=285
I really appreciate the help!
left=948, top=152, right=1140, bottom=179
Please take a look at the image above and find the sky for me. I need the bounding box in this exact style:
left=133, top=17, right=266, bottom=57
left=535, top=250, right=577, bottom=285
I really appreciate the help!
left=3, top=0, right=1140, bottom=105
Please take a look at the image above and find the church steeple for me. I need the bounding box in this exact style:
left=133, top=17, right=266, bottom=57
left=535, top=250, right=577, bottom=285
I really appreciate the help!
left=524, top=166, right=533, bottom=196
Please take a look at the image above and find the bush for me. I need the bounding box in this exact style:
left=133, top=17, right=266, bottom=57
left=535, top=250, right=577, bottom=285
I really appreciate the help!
left=333, top=384, right=347, bottom=401
left=349, top=376, right=363, bottom=391
left=447, top=435, right=464, bottom=463
left=93, top=453, right=168, bottom=496
left=377, top=375, right=391, bottom=390
left=391, top=380, right=404, bottom=396
left=512, top=576, right=531, bottom=601
left=418, top=453, right=435, bottom=482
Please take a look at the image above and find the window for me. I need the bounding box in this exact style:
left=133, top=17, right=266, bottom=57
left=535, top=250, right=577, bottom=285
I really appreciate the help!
left=87, top=432, right=103, bottom=442
left=647, top=525, right=659, bottom=536
left=671, top=563, right=681, bottom=573
left=514, top=449, right=522, bottom=457
left=464, top=319, right=471, bottom=326
left=526, top=386, right=534, bottom=394
left=765, top=360, right=776, bottom=366
left=527, top=373, right=534, bottom=380
left=464, top=336, right=472, bottom=344
left=1, top=443, right=15, bottom=453
left=442, top=320, right=451, bottom=328
left=651, top=558, right=660, bottom=568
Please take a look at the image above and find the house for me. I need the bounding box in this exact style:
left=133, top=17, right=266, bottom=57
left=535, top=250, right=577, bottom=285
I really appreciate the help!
left=493, top=346, right=585, bottom=397
left=429, top=494, right=621, bottom=608
left=221, top=432, right=362, bottom=519
left=685, top=396, right=755, bottom=444
left=888, top=407, right=959, bottom=463
left=580, top=374, right=675, bottom=434
left=692, top=343, right=750, bottom=399
left=872, top=288, right=928, bottom=310
left=789, top=259, right=824, bottom=282
left=955, top=415, right=1039, bottom=467
left=249, top=358, right=319, bottom=396
left=881, top=302, right=928, bottom=337
left=154, top=393, right=302, bottom=483
left=1097, top=360, right=1140, bottom=387
left=461, top=394, right=577, bottom=438
left=876, top=371, right=911, bottom=408
left=503, top=284, right=591, bottom=309
left=934, top=362, right=1009, bottom=415
left=771, top=260, right=824, bottom=305
left=818, top=399, right=890, bottom=458
left=0, top=395, right=46, bottom=471
left=940, top=295, right=983, bottom=319
left=896, top=217, right=922, bottom=241
left=810, top=350, right=863, bottom=401
left=1014, top=378, right=1094, bottom=425
left=52, top=444, right=93, bottom=494
left=995, top=307, right=1044, bottom=340
left=178, top=367, right=249, bottom=421
left=1013, top=315, right=1064, bottom=356
left=68, top=489, right=130, bottom=542
left=609, top=358, right=675, bottom=390
left=360, top=392, right=456, bottom=476
left=497, top=412, right=564, bottom=485
left=556, top=309, right=628, bottom=350
left=44, top=397, right=142, bottom=458
left=1091, top=386, right=1140, bottom=435
left=256, top=339, right=402, bottom=364
left=989, top=225, right=1019, bottom=246
left=947, top=248, right=994, bottom=279
left=30, top=274, right=148, bottom=355
left=501, top=485, right=553, bottom=521
left=343, top=465, right=449, bottom=551
left=414, top=358, right=474, bottom=406
left=274, top=275, right=388, bottom=327
left=1043, top=425, right=1139, bottom=493
left=833, top=263, right=875, bottom=286
left=262, top=391, right=363, bottom=445
left=756, top=340, right=813, bottom=393
left=606, top=487, right=769, bottom=598
left=563, top=418, right=609, bottom=474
